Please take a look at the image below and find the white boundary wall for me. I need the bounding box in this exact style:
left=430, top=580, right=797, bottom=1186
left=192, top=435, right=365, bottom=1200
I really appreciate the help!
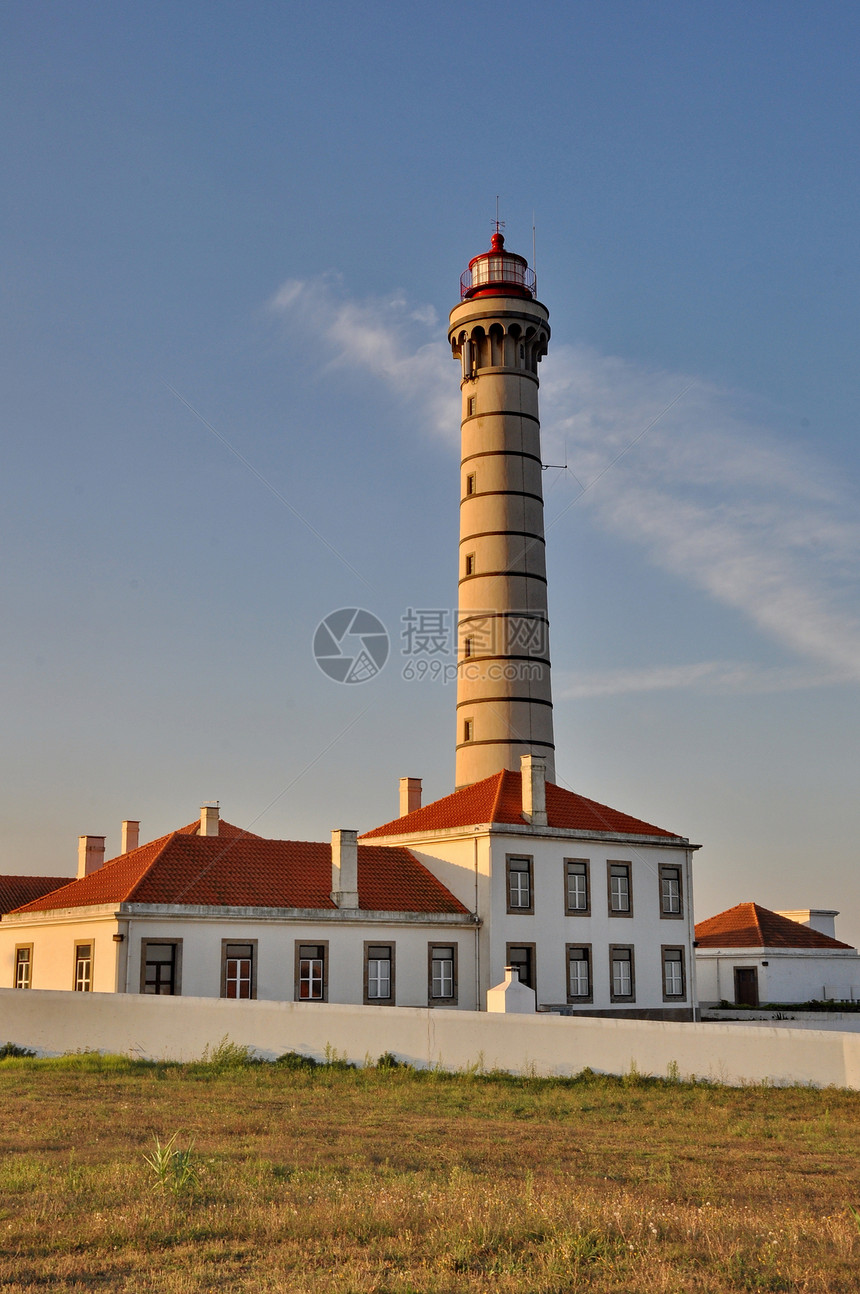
left=2, top=988, right=859, bottom=1089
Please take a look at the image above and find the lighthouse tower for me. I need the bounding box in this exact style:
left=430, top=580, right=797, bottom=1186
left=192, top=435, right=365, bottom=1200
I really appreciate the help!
left=449, top=231, right=555, bottom=788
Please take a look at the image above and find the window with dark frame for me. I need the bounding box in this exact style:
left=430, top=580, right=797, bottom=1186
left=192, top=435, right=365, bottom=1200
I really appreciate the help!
left=567, top=946, right=591, bottom=1000
left=467, top=398, right=477, bottom=418
left=74, top=944, right=93, bottom=993
left=608, top=862, right=632, bottom=914
left=610, top=946, right=634, bottom=1000
left=506, top=944, right=535, bottom=991
left=464, top=637, right=473, bottom=658
left=463, top=718, right=474, bottom=742
left=465, top=553, right=475, bottom=576
left=365, top=944, right=393, bottom=1003
left=565, top=859, right=589, bottom=913
left=466, top=469, right=476, bottom=491
left=660, top=865, right=683, bottom=916
left=296, top=943, right=326, bottom=1001
left=662, top=947, right=685, bottom=998
left=507, top=855, right=533, bottom=912
left=142, top=942, right=179, bottom=995
left=223, top=942, right=254, bottom=999
left=14, top=946, right=31, bottom=989
left=429, top=944, right=456, bottom=1002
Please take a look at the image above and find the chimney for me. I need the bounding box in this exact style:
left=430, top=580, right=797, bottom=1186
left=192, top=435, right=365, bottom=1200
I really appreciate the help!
left=77, top=835, right=106, bottom=879
left=520, top=754, right=547, bottom=826
left=200, top=803, right=220, bottom=837
left=330, top=829, right=359, bottom=909
left=121, top=820, right=140, bottom=854
left=399, top=777, right=422, bottom=817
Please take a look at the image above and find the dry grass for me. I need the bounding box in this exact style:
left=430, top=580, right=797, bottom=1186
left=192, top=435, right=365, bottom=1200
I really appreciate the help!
left=1, top=1048, right=859, bottom=1291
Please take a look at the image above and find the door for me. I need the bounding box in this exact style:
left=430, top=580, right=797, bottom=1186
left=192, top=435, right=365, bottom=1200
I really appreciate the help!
left=734, top=966, right=759, bottom=1006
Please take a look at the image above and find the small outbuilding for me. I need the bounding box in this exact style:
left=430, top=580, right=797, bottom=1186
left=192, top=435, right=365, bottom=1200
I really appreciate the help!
left=695, top=902, right=860, bottom=1007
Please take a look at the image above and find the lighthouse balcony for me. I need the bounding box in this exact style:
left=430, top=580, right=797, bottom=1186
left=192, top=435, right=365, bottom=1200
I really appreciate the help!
left=461, top=256, right=536, bottom=300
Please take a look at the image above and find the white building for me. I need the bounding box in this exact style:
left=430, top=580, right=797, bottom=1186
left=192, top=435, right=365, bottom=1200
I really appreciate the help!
left=695, top=903, right=860, bottom=1006
left=0, top=230, right=699, bottom=1020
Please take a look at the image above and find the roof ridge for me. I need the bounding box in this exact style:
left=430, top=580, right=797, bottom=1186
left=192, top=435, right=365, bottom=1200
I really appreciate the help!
left=122, top=831, right=181, bottom=902
left=491, top=770, right=517, bottom=824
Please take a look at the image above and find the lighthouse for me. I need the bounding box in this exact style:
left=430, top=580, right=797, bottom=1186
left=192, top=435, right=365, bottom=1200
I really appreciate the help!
left=449, top=231, right=555, bottom=788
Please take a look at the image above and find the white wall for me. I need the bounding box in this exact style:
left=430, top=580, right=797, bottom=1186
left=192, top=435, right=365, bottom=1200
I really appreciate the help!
left=379, top=827, right=696, bottom=1013
left=697, top=949, right=860, bottom=1005
left=2, top=988, right=860, bottom=1090
left=0, top=910, right=478, bottom=1009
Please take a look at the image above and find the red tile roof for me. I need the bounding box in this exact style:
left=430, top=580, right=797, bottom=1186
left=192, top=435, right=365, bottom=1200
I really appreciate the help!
left=9, top=821, right=469, bottom=916
left=362, top=769, right=682, bottom=840
left=0, top=876, right=73, bottom=916
left=695, top=903, right=853, bottom=951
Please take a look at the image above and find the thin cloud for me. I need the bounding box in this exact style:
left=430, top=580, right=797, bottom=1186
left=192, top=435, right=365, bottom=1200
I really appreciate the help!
left=270, top=279, right=860, bottom=691
left=558, top=661, right=854, bottom=700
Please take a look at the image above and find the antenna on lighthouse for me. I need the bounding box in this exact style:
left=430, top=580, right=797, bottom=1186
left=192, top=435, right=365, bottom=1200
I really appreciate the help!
left=532, top=211, right=537, bottom=294
left=493, top=195, right=505, bottom=237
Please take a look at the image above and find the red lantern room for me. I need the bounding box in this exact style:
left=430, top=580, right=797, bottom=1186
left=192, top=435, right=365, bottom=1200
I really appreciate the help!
left=460, top=231, right=536, bottom=301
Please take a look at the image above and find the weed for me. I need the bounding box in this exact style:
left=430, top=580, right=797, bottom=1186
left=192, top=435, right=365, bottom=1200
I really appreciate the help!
left=199, top=1035, right=257, bottom=1071
left=143, top=1131, right=199, bottom=1196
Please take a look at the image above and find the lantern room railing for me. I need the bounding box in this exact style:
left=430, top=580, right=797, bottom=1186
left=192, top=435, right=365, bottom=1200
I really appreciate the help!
left=460, top=254, right=536, bottom=300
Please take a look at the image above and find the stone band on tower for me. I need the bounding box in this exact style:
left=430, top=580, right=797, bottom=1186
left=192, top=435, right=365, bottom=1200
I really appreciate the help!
left=449, top=231, right=555, bottom=788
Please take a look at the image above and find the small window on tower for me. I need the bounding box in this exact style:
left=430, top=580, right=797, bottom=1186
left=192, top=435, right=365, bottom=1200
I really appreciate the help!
left=463, top=719, right=474, bottom=742
left=464, top=553, right=475, bottom=576
left=468, top=397, right=477, bottom=416
left=466, top=473, right=476, bottom=495
left=464, top=637, right=473, bottom=658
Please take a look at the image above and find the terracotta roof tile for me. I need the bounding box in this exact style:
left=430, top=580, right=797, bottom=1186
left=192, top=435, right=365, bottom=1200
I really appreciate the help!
left=362, top=769, right=681, bottom=839
left=0, top=876, right=73, bottom=916
left=695, top=902, right=853, bottom=951
left=10, top=824, right=468, bottom=916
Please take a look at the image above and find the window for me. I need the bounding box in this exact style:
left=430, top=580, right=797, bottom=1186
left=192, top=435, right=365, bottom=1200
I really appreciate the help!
left=662, top=947, right=685, bottom=999
left=464, top=553, right=475, bottom=576
left=505, top=943, right=536, bottom=992
left=296, top=942, right=327, bottom=1001
left=564, top=859, right=590, bottom=914
left=429, top=944, right=457, bottom=1004
left=610, top=946, right=634, bottom=1001
left=463, top=718, right=474, bottom=742
left=468, top=398, right=477, bottom=417
left=14, top=946, right=32, bottom=989
left=463, top=636, right=473, bottom=658
left=465, top=470, right=476, bottom=493
left=364, top=943, right=394, bottom=1004
left=566, top=945, right=592, bottom=1002
left=222, top=941, right=256, bottom=999
left=506, top=855, right=533, bottom=913
left=74, top=943, right=93, bottom=993
left=140, top=940, right=181, bottom=995
left=660, top=865, right=683, bottom=917
left=608, top=862, right=632, bottom=915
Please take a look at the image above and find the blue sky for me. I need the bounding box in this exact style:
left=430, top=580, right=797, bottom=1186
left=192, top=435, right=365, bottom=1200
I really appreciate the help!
left=3, top=2, right=860, bottom=940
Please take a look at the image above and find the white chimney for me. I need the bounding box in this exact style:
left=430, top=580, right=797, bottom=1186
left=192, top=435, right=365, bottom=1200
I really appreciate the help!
left=486, top=965, right=537, bottom=1014
left=331, top=829, right=359, bottom=909
left=121, top=820, right=140, bottom=854
left=399, top=777, right=422, bottom=816
left=520, top=754, right=547, bottom=826
left=200, top=803, right=219, bottom=837
left=77, top=835, right=106, bottom=879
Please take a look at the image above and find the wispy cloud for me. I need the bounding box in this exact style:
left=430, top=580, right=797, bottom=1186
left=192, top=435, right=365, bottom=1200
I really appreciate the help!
left=558, top=660, right=854, bottom=700
left=270, top=277, right=458, bottom=443
left=270, top=278, right=860, bottom=692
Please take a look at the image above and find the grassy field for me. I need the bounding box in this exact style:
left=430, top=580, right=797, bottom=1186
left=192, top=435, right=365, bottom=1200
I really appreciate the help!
left=1, top=1046, right=859, bottom=1292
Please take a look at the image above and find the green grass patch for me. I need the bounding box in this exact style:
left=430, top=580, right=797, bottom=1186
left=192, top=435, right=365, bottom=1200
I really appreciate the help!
left=0, top=1056, right=859, bottom=1290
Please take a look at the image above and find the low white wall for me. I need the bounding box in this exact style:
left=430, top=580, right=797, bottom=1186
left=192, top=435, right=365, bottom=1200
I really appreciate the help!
left=3, top=989, right=860, bottom=1089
